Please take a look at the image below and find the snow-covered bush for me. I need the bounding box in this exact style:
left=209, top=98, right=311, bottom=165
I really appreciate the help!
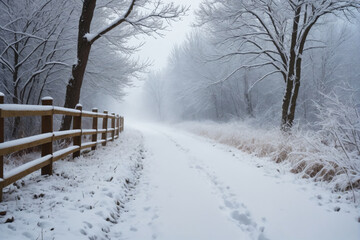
left=179, top=117, right=360, bottom=202
left=314, top=90, right=360, bottom=190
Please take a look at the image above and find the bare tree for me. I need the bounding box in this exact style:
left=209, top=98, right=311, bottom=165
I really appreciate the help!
left=144, top=72, right=166, bottom=120
left=0, top=0, right=75, bottom=137
left=197, top=0, right=360, bottom=131
left=155, top=31, right=260, bottom=121
left=167, top=33, right=227, bottom=120
left=61, top=0, right=187, bottom=130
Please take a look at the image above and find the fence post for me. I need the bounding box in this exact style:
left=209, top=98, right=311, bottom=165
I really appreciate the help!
left=41, top=97, right=54, bottom=176
left=111, top=113, right=115, bottom=141
left=73, top=104, right=82, bottom=158
left=0, top=93, right=4, bottom=201
left=119, top=116, right=122, bottom=133
left=102, top=110, right=108, bottom=146
left=116, top=114, right=120, bottom=137
left=91, top=108, right=98, bottom=151
left=121, top=116, right=124, bottom=132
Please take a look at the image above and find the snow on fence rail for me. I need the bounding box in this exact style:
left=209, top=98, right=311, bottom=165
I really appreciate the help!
left=0, top=93, right=125, bottom=201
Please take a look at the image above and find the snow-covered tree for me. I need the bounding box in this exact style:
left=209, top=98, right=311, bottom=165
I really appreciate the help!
left=0, top=0, right=75, bottom=104
left=143, top=72, right=167, bottom=120
left=0, top=0, right=148, bottom=138
left=0, top=0, right=75, bottom=137
left=197, top=0, right=360, bottom=130
left=61, top=0, right=187, bottom=130
left=159, top=31, right=276, bottom=122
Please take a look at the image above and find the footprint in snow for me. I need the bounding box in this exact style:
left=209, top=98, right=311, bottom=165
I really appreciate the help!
left=224, top=200, right=239, bottom=209
left=37, top=221, right=52, bottom=228
left=200, top=165, right=268, bottom=239
left=22, top=232, right=35, bottom=239
left=7, top=224, right=16, bottom=231
left=83, top=221, right=93, bottom=229
left=195, top=165, right=203, bottom=170
left=231, top=210, right=252, bottom=226
left=80, top=229, right=87, bottom=235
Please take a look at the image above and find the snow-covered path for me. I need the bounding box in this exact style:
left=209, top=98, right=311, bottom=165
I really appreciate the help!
left=112, top=123, right=360, bottom=240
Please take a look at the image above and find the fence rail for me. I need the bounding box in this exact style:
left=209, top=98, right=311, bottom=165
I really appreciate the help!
left=0, top=93, right=124, bottom=201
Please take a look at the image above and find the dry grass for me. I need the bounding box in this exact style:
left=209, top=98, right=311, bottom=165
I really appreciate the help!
left=179, top=121, right=360, bottom=196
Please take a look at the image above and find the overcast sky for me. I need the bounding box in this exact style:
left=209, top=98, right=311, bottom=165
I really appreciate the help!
left=135, top=0, right=202, bottom=71
left=115, top=0, right=202, bottom=119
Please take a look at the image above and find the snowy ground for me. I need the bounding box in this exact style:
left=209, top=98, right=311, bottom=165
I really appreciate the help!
left=0, top=123, right=359, bottom=240
left=0, top=130, right=145, bottom=240
left=114, top=123, right=359, bottom=240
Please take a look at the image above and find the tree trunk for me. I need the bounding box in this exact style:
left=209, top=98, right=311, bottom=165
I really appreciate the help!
left=288, top=80, right=300, bottom=125
left=288, top=54, right=303, bottom=125
left=281, top=78, right=294, bottom=131
left=243, top=70, right=254, bottom=118
left=281, top=6, right=301, bottom=131
left=12, top=40, right=20, bottom=137
left=286, top=12, right=319, bottom=129
left=60, top=0, right=96, bottom=131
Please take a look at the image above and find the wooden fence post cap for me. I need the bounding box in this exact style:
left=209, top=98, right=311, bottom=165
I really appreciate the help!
left=41, top=96, right=53, bottom=105
left=92, top=108, right=98, bottom=112
left=0, top=92, right=4, bottom=97
left=41, top=96, right=53, bottom=101
left=75, top=103, right=83, bottom=110
left=111, top=112, right=115, bottom=115
left=103, top=110, right=108, bottom=114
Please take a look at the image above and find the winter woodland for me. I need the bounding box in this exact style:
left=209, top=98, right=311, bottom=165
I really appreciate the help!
left=143, top=0, right=360, bottom=193
left=1, top=0, right=360, bottom=239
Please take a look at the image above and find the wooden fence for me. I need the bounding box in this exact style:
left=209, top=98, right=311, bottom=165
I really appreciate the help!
left=0, top=93, right=124, bottom=201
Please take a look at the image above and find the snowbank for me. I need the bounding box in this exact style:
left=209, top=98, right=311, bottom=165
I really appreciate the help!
left=0, top=129, right=145, bottom=239
left=179, top=121, right=360, bottom=204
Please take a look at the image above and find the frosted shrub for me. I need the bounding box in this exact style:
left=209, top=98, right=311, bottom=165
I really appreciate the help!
left=315, top=91, right=360, bottom=191
left=179, top=114, right=360, bottom=202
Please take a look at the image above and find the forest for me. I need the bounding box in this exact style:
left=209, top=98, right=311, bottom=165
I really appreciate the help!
left=142, top=0, right=360, bottom=192
left=0, top=0, right=185, bottom=137
left=1, top=1, right=360, bottom=239
left=1, top=0, right=360, bottom=189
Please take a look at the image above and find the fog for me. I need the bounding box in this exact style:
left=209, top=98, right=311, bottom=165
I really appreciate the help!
left=2, top=0, right=359, bottom=134
left=115, top=0, right=202, bottom=123
left=138, top=2, right=360, bottom=130
left=1, top=2, right=360, bottom=237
